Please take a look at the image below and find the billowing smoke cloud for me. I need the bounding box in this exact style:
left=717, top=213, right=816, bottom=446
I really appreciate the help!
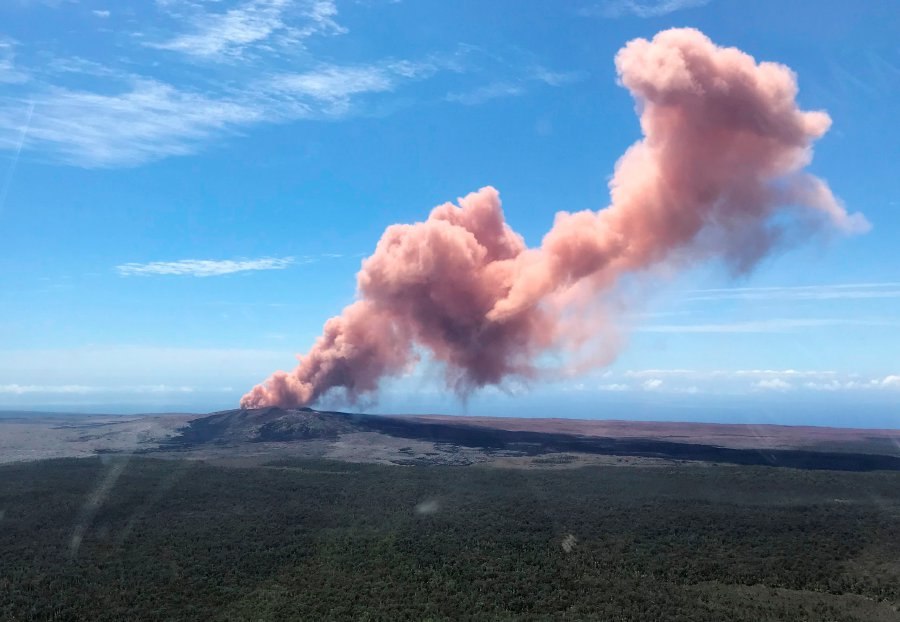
left=241, top=28, right=868, bottom=409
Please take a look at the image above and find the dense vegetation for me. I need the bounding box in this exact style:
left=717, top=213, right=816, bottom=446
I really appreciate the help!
left=1, top=457, right=899, bottom=621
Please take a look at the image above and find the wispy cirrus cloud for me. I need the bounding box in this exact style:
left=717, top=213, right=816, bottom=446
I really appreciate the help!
left=637, top=317, right=900, bottom=334
left=1, top=79, right=261, bottom=167
left=532, top=68, right=584, bottom=87
left=446, top=67, right=584, bottom=105
left=582, top=0, right=711, bottom=18
left=116, top=256, right=295, bottom=277
left=149, top=0, right=344, bottom=61
left=269, top=58, right=441, bottom=114
left=685, top=282, right=900, bottom=303
left=446, top=82, right=525, bottom=106
left=0, top=52, right=455, bottom=166
left=0, top=57, right=441, bottom=166
left=0, top=1, right=578, bottom=167
left=0, top=40, right=29, bottom=84
left=273, top=65, right=395, bottom=99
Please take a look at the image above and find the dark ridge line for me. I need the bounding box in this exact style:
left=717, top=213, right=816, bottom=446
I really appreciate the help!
left=349, top=414, right=900, bottom=472
left=166, top=409, right=900, bottom=472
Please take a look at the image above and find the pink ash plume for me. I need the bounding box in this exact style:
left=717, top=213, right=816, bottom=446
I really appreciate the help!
left=241, top=28, right=867, bottom=409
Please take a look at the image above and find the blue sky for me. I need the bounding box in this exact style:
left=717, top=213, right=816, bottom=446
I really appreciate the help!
left=0, top=0, right=898, bottom=426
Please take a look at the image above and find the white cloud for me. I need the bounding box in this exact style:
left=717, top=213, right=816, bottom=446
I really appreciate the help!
left=274, top=65, right=394, bottom=100
left=92, top=9, right=110, bottom=18
left=446, top=67, right=582, bottom=106
left=446, top=82, right=524, bottom=106
left=803, top=380, right=844, bottom=391
left=0, top=52, right=465, bottom=166
left=755, top=378, right=792, bottom=391
left=0, top=40, right=29, bottom=84
left=563, top=368, right=900, bottom=399
left=43, top=55, right=124, bottom=79
left=802, top=379, right=883, bottom=392
left=0, top=346, right=291, bottom=394
left=598, top=383, right=630, bottom=392
left=626, top=369, right=839, bottom=381
left=0, top=3, right=580, bottom=166
left=730, top=369, right=838, bottom=378
left=0, top=384, right=95, bottom=395
left=685, top=282, right=900, bottom=303
left=638, top=318, right=899, bottom=334
left=0, top=60, right=434, bottom=166
left=1, top=79, right=260, bottom=167
left=0, top=384, right=203, bottom=395
left=267, top=60, right=437, bottom=114
left=882, top=375, right=900, bottom=389
left=584, top=0, right=711, bottom=18
left=620, top=369, right=900, bottom=395
left=116, top=256, right=294, bottom=277
left=532, top=67, right=584, bottom=87
left=624, top=369, right=693, bottom=378
left=149, top=0, right=344, bottom=60
left=642, top=378, right=663, bottom=391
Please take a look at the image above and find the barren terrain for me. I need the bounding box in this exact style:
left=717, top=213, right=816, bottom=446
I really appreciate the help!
left=2, top=408, right=898, bottom=469
left=405, top=415, right=900, bottom=455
